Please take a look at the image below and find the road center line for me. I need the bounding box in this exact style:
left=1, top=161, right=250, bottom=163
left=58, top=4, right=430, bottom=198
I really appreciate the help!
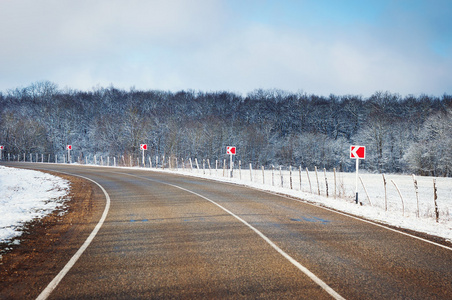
left=36, top=173, right=111, bottom=300
left=118, top=172, right=345, bottom=300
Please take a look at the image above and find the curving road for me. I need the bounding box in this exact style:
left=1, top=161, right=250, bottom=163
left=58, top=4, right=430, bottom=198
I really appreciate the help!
left=2, top=163, right=452, bottom=299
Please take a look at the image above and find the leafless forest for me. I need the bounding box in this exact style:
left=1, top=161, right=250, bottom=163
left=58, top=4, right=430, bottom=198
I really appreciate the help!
left=1, top=81, right=451, bottom=176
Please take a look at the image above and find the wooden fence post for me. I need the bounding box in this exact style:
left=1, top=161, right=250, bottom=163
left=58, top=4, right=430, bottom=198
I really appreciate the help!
left=315, top=166, right=320, bottom=195
left=207, top=159, right=211, bottom=175
left=306, top=168, right=312, bottom=193
left=323, top=168, right=328, bottom=197
left=391, top=179, right=404, bottom=216
left=382, top=174, right=387, bottom=211
left=299, top=166, right=302, bottom=191
left=433, top=179, right=439, bottom=222
left=333, top=168, right=337, bottom=199
left=289, top=166, right=293, bottom=190
left=412, top=175, right=419, bottom=218
left=359, top=176, right=372, bottom=206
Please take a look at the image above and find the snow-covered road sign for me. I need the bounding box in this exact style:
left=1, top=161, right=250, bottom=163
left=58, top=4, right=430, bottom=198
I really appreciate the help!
left=350, top=145, right=365, bottom=159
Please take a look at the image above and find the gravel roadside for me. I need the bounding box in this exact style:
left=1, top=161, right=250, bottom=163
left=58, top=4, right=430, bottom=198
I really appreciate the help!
left=0, top=172, right=105, bottom=299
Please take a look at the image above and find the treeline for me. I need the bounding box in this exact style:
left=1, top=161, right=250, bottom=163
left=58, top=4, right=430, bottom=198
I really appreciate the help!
left=1, top=81, right=451, bottom=176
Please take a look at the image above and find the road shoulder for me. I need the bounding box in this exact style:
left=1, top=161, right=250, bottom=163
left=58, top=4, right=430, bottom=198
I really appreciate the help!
left=0, top=171, right=105, bottom=299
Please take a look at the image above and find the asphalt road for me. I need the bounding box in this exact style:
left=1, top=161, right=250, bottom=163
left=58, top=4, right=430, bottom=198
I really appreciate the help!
left=3, top=163, right=452, bottom=299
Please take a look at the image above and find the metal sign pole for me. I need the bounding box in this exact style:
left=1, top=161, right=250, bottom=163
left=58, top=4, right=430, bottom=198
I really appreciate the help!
left=140, top=144, right=147, bottom=167
left=230, top=153, right=233, bottom=178
left=350, top=145, right=365, bottom=204
left=226, top=146, right=236, bottom=178
left=355, top=158, right=359, bottom=204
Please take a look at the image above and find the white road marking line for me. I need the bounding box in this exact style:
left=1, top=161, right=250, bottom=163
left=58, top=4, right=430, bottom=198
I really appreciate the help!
left=317, top=204, right=452, bottom=251
left=37, top=164, right=452, bottom=250
left=264, top=191, right=452, bottom=251
left=182, top=173, right=452, bottom=251
left=36, top=174, right=111, bottom=300
left=118, top=172, right=345, bottom=300
left=26, top=164, right=448, bottom=299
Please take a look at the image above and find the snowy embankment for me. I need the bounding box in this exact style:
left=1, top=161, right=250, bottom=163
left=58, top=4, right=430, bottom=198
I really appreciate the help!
left=0, top=166, right=70, bottom=244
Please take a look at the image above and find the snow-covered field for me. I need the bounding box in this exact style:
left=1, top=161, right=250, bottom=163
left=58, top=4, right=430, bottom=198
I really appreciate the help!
left=0, top=166, right=70, bottom=244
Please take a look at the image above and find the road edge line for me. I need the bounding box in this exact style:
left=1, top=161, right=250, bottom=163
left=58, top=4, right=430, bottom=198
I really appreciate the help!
left=36, top=174, right=111, bottom=300
left=161, top=169, right=452, bottom=251
left=189, top=187, right=346, bottom=300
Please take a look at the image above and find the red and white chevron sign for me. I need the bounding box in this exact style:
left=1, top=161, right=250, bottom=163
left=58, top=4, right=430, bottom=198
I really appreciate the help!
left=226, top=146, right=236, bottom=155
left=350, top=145, right=365, bottom=159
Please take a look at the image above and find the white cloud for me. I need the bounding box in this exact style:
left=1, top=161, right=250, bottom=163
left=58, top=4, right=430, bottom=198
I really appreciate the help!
left=0, top=0, right=450, bottom=96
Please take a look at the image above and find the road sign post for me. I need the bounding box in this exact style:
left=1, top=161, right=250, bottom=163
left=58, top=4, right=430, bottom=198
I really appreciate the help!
left=0, top=146, right=4, bottom=161
left=140, top=144, right=147, bottom=167
left=350, top=145, right=366, bottom=204
left=226, top=146, right=236, bottom=178
left=66, top=145, right=72, bottom=163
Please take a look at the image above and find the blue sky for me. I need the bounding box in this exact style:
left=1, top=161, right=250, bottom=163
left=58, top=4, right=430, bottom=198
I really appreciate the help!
left=0, top=0, right=451, bottom=96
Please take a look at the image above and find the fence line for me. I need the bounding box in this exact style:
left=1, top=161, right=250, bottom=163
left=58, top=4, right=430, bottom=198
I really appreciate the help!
left=4, top=153, right=450, bottom=222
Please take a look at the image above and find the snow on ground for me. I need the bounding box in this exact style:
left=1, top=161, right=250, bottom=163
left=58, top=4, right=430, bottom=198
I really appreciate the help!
left=0, top=166, right=70, bottom=244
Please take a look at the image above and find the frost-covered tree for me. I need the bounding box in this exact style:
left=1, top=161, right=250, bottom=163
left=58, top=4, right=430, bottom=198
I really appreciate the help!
left=404, top=108, right=452, bottom=176
left=1, top=82, right=451, bottom=175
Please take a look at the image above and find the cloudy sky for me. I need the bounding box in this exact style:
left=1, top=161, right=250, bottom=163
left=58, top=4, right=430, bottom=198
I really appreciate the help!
left=1, top=0, right=451, bottom=96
